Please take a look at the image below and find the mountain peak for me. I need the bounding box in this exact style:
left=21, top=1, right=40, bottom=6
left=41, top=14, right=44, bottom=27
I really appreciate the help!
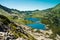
left=57, top=3, right=60, bottom=5
left=0, top=4, right=4, bottom=8
left=0, top=4, right=11, bottom=13
left=54, top=3, right=60, bottom=8
left=56, top=3, right=60, bottom=7
left=52, top=3, right=60, bottom=11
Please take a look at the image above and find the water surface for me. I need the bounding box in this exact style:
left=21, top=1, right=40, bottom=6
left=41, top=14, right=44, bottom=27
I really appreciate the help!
left=25, top=18, right=46, bottom=30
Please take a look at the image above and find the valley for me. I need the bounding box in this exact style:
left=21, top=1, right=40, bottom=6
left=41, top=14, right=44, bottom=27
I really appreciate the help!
left=0, top=3, right=60, bottom=40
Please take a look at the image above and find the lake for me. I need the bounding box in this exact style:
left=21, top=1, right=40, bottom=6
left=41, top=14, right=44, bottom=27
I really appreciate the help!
left=25, top=18, right=46, bottom=30
left=27, top=23, right=46, bottom=30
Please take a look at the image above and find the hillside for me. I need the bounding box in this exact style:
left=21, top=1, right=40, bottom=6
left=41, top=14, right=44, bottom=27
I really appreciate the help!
left=0, top=3, right=60, bottom=40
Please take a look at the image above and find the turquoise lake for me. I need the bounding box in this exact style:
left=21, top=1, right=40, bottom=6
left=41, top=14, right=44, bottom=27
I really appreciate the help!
left=25, top=18, right=46, bottom=30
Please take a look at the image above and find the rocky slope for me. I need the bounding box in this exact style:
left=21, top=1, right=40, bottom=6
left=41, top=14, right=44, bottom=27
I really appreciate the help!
left=0, top=14, right=60, bottom=40
left=0, top=3, right=60, bottom=40
left=0, top=15, right=36, bottom=40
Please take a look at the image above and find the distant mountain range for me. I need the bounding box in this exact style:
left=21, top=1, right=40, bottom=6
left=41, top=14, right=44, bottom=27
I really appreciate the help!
left=0, top=3, right=60, bottom=16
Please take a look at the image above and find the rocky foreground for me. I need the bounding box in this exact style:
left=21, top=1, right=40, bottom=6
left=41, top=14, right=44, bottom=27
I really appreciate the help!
left=0, top=14, right=60, bottom=40
left=20, top=24, right=60, bottom=40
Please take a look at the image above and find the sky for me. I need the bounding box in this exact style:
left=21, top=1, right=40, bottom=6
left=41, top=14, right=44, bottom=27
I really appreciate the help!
left=0, top=0, right=60, bottom=11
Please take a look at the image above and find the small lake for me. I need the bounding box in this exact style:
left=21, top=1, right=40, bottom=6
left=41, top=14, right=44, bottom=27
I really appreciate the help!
left=27, top=23, right=46, bottom=30
left=25, top=18, right=40, bottom=22
left=25, top=18, right=46, bottom=30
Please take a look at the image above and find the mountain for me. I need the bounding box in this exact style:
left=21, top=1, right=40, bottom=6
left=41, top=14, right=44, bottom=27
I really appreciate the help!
left=0, top=3, right=60, bottom=40
left=0, top=4, right=36, bottom=40
left=51, top=3, right=60, bottom=17
left=0, top=4, right=11, bottom=13
left=52, top=3, right=60, bottom=11
left=41, top=3, right=60, bottom=37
